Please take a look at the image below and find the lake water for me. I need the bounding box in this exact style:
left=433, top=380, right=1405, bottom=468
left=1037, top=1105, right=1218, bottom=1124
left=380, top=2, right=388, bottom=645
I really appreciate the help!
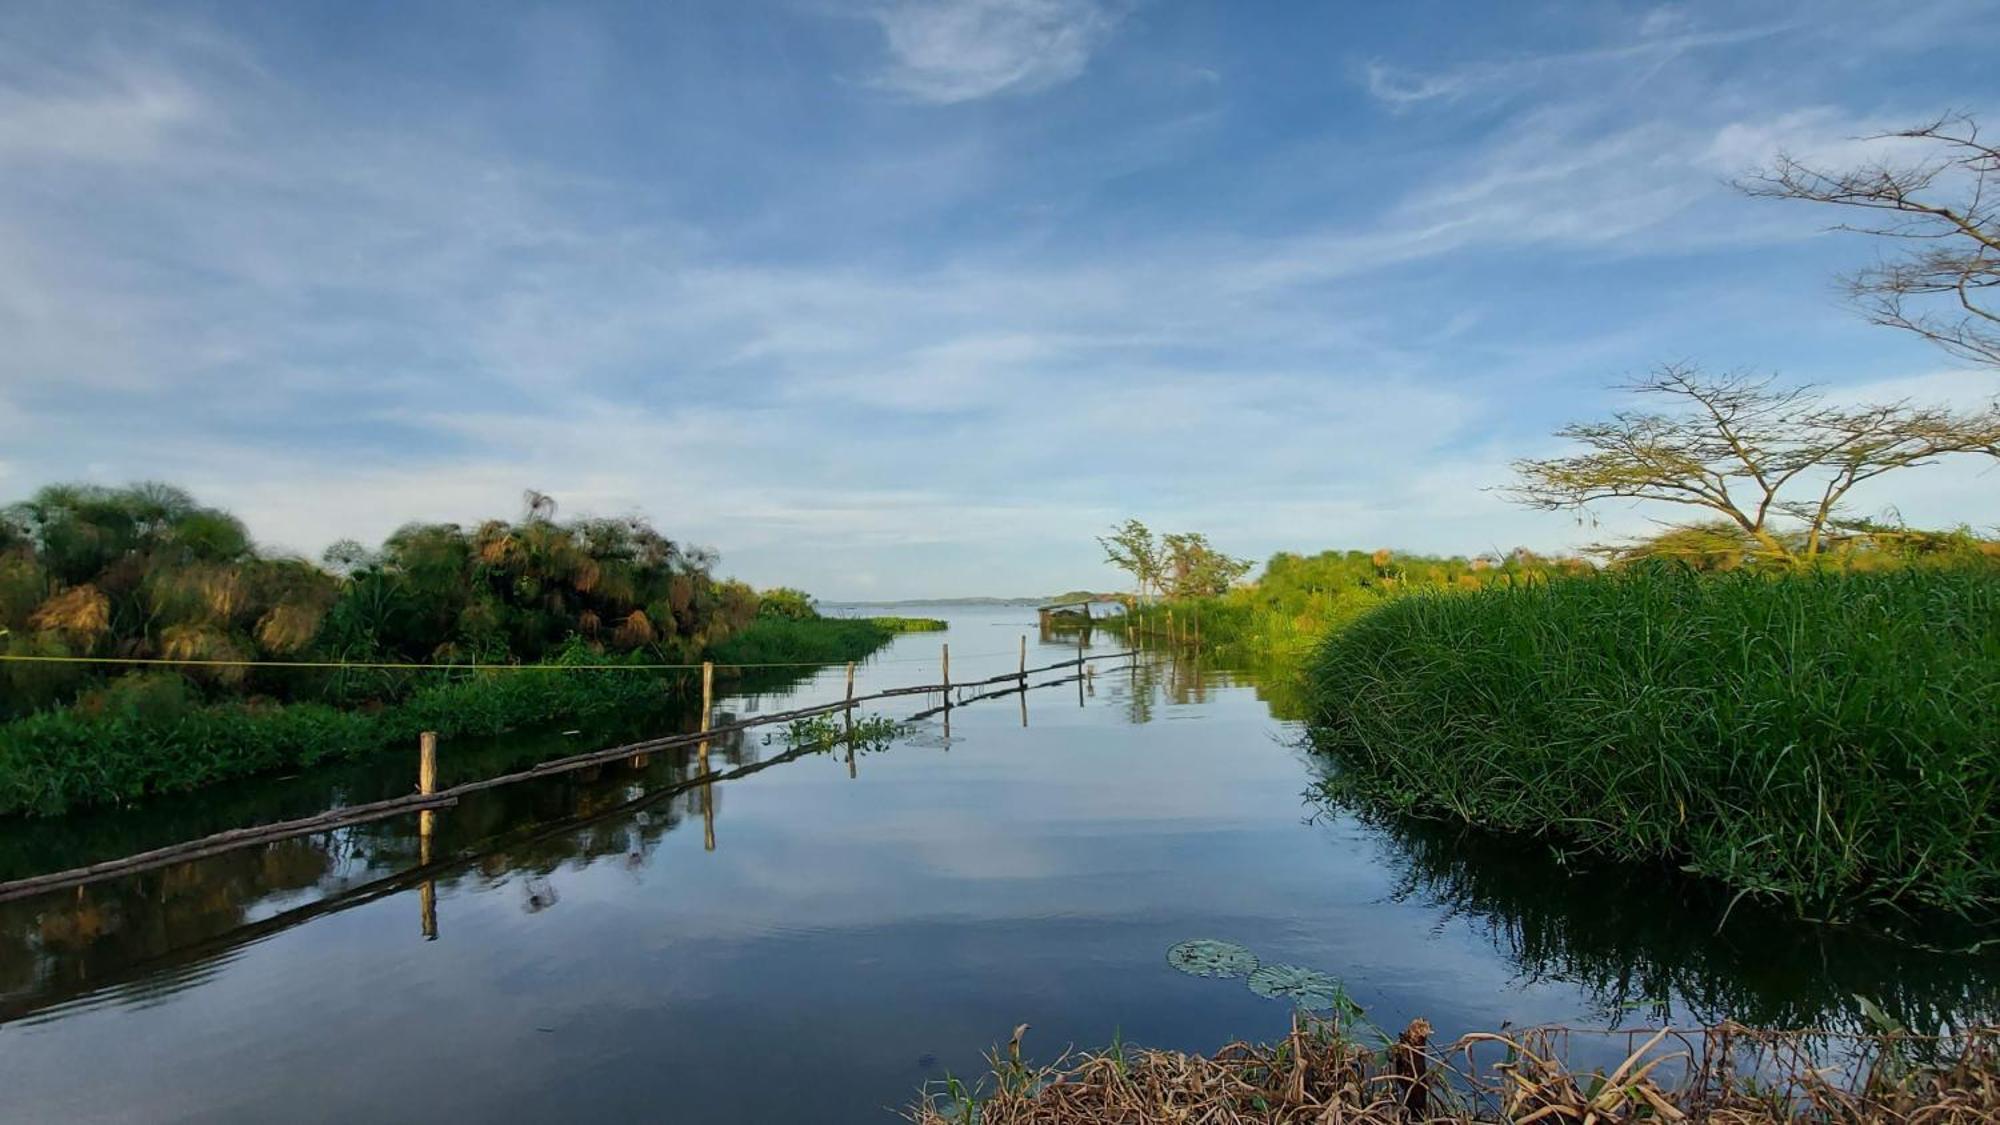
left=2, top=603, right=1995, bottom=1123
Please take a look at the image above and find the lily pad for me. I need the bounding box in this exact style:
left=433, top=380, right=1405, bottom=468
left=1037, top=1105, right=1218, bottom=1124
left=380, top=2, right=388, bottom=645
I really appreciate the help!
left=1246, top=964, right=1347, bottom=1010
left=1166, top=939, right=1259, bottom=979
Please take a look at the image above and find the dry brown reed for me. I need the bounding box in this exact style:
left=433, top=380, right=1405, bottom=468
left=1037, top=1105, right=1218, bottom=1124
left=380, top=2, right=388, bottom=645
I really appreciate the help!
left=909, top=1019, right=2000, bottom=1125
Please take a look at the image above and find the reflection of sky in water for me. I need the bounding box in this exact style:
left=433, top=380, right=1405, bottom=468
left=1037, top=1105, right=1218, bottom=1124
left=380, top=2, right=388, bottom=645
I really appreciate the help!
left=0, top=605, right=1995, bottom=1124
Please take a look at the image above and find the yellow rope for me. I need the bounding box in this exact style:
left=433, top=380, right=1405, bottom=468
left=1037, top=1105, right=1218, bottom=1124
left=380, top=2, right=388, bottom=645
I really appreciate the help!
left=1, top=654, right=834, bottom=672
left=0, top=643, right=1067, bottom=672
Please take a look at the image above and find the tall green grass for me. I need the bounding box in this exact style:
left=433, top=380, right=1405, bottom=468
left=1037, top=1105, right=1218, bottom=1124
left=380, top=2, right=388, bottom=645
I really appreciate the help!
left=0, top=656, right=689, bottom=817
left=1305, top=564, right=2000, bottom=920
left=703, top=615, right=894, bottom=666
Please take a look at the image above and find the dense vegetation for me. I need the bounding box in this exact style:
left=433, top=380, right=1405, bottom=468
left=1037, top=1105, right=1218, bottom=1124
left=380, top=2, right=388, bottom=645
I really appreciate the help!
left=0, top=482, right=907, bottom=815
left=0, top=484, right=775, bottom=718
left=1104, top=546, right=1582, bottom=664
left=1304, top=562, right=2000, bottom=920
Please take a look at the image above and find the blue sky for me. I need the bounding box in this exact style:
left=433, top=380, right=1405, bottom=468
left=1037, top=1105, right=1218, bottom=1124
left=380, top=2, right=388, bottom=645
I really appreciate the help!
left=3, top=0, right=1997, bottom=598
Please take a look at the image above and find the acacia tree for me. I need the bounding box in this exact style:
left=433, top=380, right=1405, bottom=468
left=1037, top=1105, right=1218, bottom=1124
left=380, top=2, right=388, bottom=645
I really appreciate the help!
left=1098, top=519, right=1162, bottom=601
left=1160, top=532, right=1253, bottom=597
left=1740, top=114, right=2000, bottom=371
left=1506, top=364, right=2000, bottom=562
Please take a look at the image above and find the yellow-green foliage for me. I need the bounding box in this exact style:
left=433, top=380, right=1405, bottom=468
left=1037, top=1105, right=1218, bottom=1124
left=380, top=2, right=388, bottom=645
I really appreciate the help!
left=1107, top=547, right=1580, bottom=664
left=0, top=482, right=825, bottom=720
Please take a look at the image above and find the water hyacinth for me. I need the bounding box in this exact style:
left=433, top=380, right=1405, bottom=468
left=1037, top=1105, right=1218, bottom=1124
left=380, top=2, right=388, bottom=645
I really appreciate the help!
left=1166, top=939, right=1259, bottom=979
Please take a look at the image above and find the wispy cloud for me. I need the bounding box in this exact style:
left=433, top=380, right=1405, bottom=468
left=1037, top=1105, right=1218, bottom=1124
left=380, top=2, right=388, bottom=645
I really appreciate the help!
left=859, top=0, right=1127, bottom=103
left=1359, top=17, right=1792, bottom=108
left=1, top=1, right=1994, bottom=595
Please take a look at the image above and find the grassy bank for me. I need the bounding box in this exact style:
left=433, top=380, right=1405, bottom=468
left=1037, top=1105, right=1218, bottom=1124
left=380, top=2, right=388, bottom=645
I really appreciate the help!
left=1305, top=565, right=2000, bottom=920
left=910, top=1018, right=2000, bottom=1124
left=1101, top=549, right=1575, bottom=665
left=0, top=614, right=900, bottom=818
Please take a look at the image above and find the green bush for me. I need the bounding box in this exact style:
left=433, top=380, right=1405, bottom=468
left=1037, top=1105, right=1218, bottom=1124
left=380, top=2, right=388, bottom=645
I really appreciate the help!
left=1305, top=564, right=2000, bottom=920
left=866, top=616, right=947, bottom=633
left=0, top=657, right=690, bottom=817
left=705, top=615, right=894, bottom=667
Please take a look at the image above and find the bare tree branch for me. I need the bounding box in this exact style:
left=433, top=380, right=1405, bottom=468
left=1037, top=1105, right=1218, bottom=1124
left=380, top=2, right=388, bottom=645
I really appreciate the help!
left=1738, top=113, right=2000, bottom=370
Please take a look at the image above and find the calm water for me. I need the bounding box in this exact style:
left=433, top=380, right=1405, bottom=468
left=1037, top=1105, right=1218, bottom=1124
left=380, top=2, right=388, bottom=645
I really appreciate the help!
left=2, top=604, right=1995, bottom=1123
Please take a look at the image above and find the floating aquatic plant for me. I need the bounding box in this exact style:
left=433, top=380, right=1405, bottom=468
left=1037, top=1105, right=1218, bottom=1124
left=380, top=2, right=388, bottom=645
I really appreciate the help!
left=1166, top=939, right=1258, bottom=979
left=1246, top=963, right=1347, bottom=1011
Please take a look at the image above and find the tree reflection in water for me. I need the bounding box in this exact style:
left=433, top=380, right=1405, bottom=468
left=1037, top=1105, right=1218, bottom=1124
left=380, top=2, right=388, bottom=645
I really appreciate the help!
left=1324, top=792, right=2000, bottom=1034
left=0, top=721, right=761, bottom=1024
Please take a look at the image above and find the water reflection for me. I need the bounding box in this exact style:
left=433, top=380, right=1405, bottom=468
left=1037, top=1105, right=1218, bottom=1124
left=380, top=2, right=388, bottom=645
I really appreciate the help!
left=0, top=722, right=767, bottom=1024
left=1330, top=800, right=2000, bottom=1033
left=1, top=613, right=1997, bottom=1120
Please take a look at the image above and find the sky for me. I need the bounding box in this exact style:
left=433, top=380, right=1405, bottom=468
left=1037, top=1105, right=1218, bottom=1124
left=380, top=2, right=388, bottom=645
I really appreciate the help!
left=2, top=0, right=1997, bottom=599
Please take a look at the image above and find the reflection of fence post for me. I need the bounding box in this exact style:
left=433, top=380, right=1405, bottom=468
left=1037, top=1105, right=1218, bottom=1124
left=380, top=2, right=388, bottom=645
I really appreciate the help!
left=844, top=661, right=857, bottom=779
left=702, top=776, right=715, bottom=852
left=418, top=730, right=438, bottom=941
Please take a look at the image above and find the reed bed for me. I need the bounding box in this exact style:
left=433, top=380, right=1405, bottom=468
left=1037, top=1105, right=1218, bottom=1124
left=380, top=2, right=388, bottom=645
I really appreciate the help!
left=909, top=1018, right=2000, bottom=1124
left=1304, top=565, right=2000, bottom=920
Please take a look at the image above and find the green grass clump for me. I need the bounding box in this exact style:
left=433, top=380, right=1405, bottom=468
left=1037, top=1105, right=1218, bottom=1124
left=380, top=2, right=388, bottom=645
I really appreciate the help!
left=0, top=617, right=902, bottom=818
left=703, top=615, right=895, bottom=667
left=1305, top=564, right=2000, bottom=920
left=865, top=615, right=948, bottom=633
left=0, top=654, right=687, bottom=817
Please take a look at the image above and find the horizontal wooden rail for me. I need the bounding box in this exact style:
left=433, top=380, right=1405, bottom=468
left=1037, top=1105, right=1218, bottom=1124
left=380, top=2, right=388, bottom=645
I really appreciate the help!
left=0, top=650, right=1136, bottom=906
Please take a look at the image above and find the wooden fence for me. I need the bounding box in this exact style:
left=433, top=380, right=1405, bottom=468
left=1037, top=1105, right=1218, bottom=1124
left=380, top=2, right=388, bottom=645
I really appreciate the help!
left=0, top=648, right=1136, bottom=906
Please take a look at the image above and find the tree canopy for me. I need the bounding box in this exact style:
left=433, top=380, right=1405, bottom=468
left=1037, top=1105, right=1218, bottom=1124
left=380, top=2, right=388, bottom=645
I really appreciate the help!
left=1506, top=365, right=2000, bottom=562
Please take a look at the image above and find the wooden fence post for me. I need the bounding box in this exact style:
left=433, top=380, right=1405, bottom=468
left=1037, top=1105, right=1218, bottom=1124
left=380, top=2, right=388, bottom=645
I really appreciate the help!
left=418, top=730, right=438, bottom=940
left=701, top=661, right=714, bottom=734
left=418, top=731, right=438, bottom=799
left=844, top=661, right=857, bottom=779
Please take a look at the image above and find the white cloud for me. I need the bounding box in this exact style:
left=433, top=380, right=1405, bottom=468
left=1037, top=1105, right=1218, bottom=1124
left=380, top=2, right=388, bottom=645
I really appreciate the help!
left=1357, top=19, right=1791, bottom=109
left=861, top=0, right=1125, bottom=103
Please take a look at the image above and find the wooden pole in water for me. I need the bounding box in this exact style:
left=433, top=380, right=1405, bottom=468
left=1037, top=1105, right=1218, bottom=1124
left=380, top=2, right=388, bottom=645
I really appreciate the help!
left=700, top=662, right=714, bottom=734
left=698, top=664, right=716, bottom=851
left=1018, top=634, right=1028, bottom=727
left=941, top=642, right=951, bottom=741
left=418, top=730, right=438, bottom=799
left=844, top=661, right=857, bottom=779
left=417, top=730, right=438, bottom=940
left=699, top=660, right=714, bottom=773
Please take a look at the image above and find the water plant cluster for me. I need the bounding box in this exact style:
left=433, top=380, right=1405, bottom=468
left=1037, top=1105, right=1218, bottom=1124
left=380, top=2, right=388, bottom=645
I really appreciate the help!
left=1167, top=938, right=1360, bottom=1021
left=1305, top=563, right=2000, bottom=921
left=765, top=712, right=906, bottom=755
